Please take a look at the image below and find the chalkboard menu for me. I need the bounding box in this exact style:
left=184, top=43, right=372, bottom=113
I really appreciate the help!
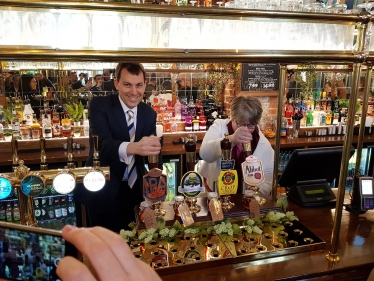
left=241, top=63, right=280, bottom=91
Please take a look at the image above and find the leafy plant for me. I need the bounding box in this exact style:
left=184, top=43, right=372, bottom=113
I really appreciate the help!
left=294, top=64, right=319, bottom=98
left=64, top=102, right=84, bottom=122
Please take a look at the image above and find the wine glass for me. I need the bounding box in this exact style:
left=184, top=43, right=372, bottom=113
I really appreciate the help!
left=357, top=1, right=374, bottom=12
left=190, top=0, right=197, bottom=5
left=165, top=0, right=172, bottom=4
left=216, top=1, right=223, bottom=6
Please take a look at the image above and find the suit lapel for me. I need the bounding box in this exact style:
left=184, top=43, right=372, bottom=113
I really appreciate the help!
left=111, top=94, right=130, bottom=142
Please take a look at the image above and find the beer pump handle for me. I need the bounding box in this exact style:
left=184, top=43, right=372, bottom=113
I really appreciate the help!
left=148, top=135, right=158, bottom=170
left=40, top=138, right=48, bottom=170
left=11, top=138, right=19, bottom=171
left=221, top=133, right=231, bottom=161
left=242, top=142, right=252, bottom=158
left=92, top=135, right=100, bottom=168
left=185, top=134, right=196, bottom=172
left=67, top=137, right=75, bottom=169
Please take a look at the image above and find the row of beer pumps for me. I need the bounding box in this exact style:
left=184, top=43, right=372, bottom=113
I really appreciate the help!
left=141, top=133, right=266, bottom=228
left=0, top=135, right=110, bottom=227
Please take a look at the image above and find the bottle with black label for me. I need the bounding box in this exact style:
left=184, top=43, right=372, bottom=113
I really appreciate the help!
left=34, top=198, right=42, bottom=221
left=68, top=196, right=75, bottom=218
left=47, top=198, right=55, bottom=220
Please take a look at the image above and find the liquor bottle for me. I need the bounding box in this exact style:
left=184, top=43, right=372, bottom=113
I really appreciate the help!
left=174, top=98, right=182, bottom=121
left=332, top=95, right=340, bottom=125
left=195, top=99, right=203, bottom=116
left=340, top=107, right=348, bottom=124
left=0, top=203, right=5, bottom=221
left=180, top=99, right=188, bottom=122
left=52, top=111, right=61, bottom=138
left=6, top=202, right=12, bottom=222
left=23, top=98, right=33, bottom=126
left=326, top=109, right=332, bottom=125
left=22, top=255, right=33, bottom=280
left=42, top=113, right=52, bottom=138
left=187, top=97, right=196, bottom=117
left=170, top=118, right=178, bottom=133
left=11, top=108, right=20, bottom=140
left=20, top=120, right=30, bottom=140
left=185, top=115, right=192, bottom=132
left=30, top=114, right=41, bottom=139
left=12, top=202, right=21, bottom=223
left=199, top=114, right=207, bottom=131
left=54, top=198, right=62, bottom=219
left=61, top=197, right=68, bottom=218
left=61, top=114, right=72, bottom=137
left=306, top=107, right=313, bottom=127
left=192, top=115, right=200, bottom=131
left=14, top=94, right=24, bottom=122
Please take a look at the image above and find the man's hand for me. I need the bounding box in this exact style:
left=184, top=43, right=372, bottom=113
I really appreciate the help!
left=127, top=136, right=161, bottom=156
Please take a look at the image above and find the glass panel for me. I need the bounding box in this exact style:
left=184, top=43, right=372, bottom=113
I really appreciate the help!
left=0, top=7, right=355, bottom=51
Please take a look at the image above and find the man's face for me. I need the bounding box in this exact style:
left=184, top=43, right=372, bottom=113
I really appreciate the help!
left=115, top=68, right=145, bottom=109
left=71, top=73, right=78, bottom=82
left=36, top=74, right=43, bottom=81
left=103, top=70, right=111, bottom=81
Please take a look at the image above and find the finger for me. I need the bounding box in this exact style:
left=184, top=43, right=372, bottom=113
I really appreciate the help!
left=88, top=227, right=162, bottom=280
left=57, top=256, right=96, bottom=281
left=62, top=226, right=128, bottom=281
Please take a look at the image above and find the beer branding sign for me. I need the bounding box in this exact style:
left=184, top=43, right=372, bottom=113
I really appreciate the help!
left=83, top=170, right=106, bottom=192
left=53, top=171, right=76, bottom=195
left=0, top=176, right=12, bottom=200
left=178, top=171, right=204, bottom=198
left=21, top=174, right=45, bottom=196
left=143, top=168, right=167, bottom=202
left=217, top=170, right=238, bottom=196
left=241, top=155, right=265, bottom=186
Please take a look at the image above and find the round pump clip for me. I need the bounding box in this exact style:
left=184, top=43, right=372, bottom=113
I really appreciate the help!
left=21, top=172, right=46, bottom=197
left=83, top=169, right=106, bottom=192
left=0, top=174, right=13, bottom=199
left=53, top=169, right=77, bottom=195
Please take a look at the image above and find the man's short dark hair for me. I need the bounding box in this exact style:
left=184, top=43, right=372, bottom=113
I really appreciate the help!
left=115, top=62, right=146, bottom=82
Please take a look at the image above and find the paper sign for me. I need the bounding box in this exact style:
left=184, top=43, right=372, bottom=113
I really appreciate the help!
left=249, top=199, right=261, bottom=219
left=217, top=170, right=238, bottom=196
left=208, top=198, right=224, bottom=222
left=241, top=156, right=265, bottom=186
left=220, top=160, right=235, bottom=171
left=143, top=208, right=158, bottom=229
left=178, top=203, right=194, bottom=227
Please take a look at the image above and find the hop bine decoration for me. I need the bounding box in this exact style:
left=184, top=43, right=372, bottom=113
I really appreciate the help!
left=64, top=102, right=84, bottom=122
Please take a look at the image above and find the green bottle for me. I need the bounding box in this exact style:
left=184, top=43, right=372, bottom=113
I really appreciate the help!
left=306, top=108, right=313, bottom=127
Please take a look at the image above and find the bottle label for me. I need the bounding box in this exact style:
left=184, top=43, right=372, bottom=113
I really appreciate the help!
left=24, top=113, right=33, bottom=125
left=34, top=209, right=41, bottom=217
left=48, top=209, right=55, bottom=219
left=0, top=210, right=5, bottom=220
left=68, top=205, right=75, bottom=215
left=13, top=210, right=20, bottom=221
left=61, top=207, right=68, bottom=217
left=6, top=211, right=12, bottom=221
left=55, top=208, right=62, bottom=218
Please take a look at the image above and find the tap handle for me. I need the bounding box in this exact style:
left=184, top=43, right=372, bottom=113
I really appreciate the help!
left=242, top=142, right=252, bottom=158
left=92, top=135, right=99, bottom=161
left=221, top=133, right=231, bottom=160
left=147, top=135, right=158, bottom=170
left=67, top=137, right=74, bottom=168
left=11, top=138, right=19, bottom=170
left=40, top=138, right=48, bottom=170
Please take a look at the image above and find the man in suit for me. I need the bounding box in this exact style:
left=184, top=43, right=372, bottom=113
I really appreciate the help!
left=76, top=62, right=162, bottom=232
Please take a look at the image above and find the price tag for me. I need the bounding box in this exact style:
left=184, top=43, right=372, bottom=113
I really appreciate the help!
left=249, top=199, right=261, bottom=219
left=208, top=198, right=224, bottom=222
left=217, top=170, right=238, bottom=196
left=178, top=203, right=194, bottom=227
left=143, top=208, right=158, bottom=230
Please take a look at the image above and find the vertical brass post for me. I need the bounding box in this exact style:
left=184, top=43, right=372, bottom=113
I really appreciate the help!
left=92, top=135, right=100, bottom=169
left=40, top=138, right=48, bottom=171
left=272, top=64, right=287, bottom=202
left=67, top=137, right=75, bottom=169
left=11, top=138, right=19, bottom=172
left=326, top=62, right=361, bottom=261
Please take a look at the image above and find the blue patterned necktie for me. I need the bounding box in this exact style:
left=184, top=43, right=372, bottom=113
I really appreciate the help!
left=127, top=110, right=137, bottom=188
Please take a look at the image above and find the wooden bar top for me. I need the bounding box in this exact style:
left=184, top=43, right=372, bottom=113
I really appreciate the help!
left=159, top=192, right=374, bottom=280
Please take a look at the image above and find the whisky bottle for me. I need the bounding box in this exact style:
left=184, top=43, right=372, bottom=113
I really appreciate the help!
left=11, top=109, right=20, bottom=140
left=30, top=114, right=41, bottom=139
left=42, top=113, right=52, bottom=138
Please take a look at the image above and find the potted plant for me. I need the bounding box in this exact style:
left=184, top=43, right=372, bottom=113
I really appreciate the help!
left=64, top=102, right=84, bottom=137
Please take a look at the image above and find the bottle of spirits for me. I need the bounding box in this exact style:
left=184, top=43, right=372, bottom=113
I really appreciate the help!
left=326, top=109, right=332, bottom=125
left=20, top=120, right=30, bottom=140
left=195, top=99, right=203, bottom=116
left=340, top=107, right=348, bottom=124
left=174, top=98, right=182, bottom=121
left=30, top=114, right=41, bottom=139
left=23, top=98, right=33, bottom=126
left=199, top=114, right=207, bottom=131
left=42, top=112, right=52, bottom=138
left=52, top=111, right=61, bottom=138
left=170, top=118, right=178, bottom=133
left=333, top=95, right=340, bottom=125
left=181, top=100, right=188, bottom=122
left=192, top=115, right=200, bottom=131
left=12, top=202, right=21, bottom=223
left=14, top=94, right=24, bottom=122
left=187, top=97, right=196, bottom=117
left=61, top=114, right=72, bottom=137
left=11, top=108, right=20, bottom=140
left=185, top=115, right=192, bottom=132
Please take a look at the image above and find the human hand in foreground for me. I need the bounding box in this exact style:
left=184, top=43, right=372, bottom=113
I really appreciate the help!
left=57, top=225, right=162, bottom=281
left=230, top=126, right=253, bottom=146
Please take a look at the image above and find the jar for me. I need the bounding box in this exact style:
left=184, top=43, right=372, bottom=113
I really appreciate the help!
left=242, top=190, right=255, bottom=210
left=173, top=195, right=185, bottom=217
left=139, top=201, right=153, bottom=223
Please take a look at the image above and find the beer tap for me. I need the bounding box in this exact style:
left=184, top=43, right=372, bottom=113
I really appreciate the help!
left=92, top=135, right=100, bottom=169
left=11, top=138, right=19, bottom=172
left=66, top=137, right=75, bottom=169
left=148, top=135, right=158, bottom=170
left=221, top=133, right=231, bottom=160
left=40, top=138, right=48, bottom=171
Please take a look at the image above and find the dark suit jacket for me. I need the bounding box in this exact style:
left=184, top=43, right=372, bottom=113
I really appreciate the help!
left=75, top=94, right=161, bottom=212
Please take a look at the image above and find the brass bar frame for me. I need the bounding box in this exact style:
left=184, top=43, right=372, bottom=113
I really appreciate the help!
left=272, top=64, right=286, bottom=202
left=355, top=64, right=372, bottom=176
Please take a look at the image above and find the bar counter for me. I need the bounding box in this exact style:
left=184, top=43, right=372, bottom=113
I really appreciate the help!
left=159, top=191, right=374, bottom=281
left=0, top=133, right=372, bottom=168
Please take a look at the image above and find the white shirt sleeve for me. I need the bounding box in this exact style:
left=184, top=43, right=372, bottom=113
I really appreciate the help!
left=118, top=142, right=134, bottom=164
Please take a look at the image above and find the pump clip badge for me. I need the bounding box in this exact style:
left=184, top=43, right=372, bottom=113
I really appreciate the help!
left=143, top=168, right=167, bottom=202
left=217, top=170, right=238, bottom=196
left=178, top=171, right=204, bottom=198
left=241, top=155, right=265, bottom=186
